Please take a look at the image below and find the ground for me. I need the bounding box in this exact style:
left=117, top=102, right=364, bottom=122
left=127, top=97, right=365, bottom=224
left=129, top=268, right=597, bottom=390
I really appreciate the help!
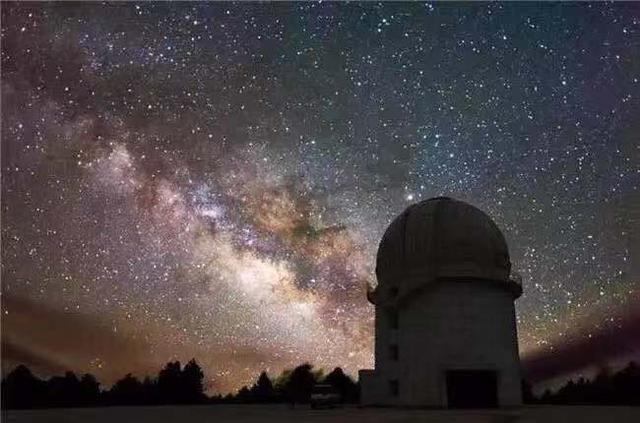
left=3, top=405, right=640, bottom=423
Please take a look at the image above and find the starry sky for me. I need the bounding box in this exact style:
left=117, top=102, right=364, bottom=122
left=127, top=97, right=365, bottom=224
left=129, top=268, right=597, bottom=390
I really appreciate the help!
left=1, top=2, right=639, bottom=393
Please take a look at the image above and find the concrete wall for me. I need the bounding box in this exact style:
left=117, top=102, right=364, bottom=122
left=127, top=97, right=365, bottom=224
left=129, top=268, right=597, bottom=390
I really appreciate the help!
left=361, top=278, right=521, bottom=407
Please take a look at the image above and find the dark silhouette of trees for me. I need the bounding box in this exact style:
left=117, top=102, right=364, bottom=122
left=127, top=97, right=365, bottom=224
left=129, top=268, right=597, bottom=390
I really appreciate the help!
left=45, top=372, right=73, bottom=408
left=78, top=374, right=101, bottom=406
left=141, top=376, right=157, bottom=404
left=7, top=359, right=638, bottom=409
left=235, top=386, right=251, bottom=402
left=227, top=366, right=359, bottom=405
left=535, top=362, right=640, bottom=405
left=1, top=358, right=207, bottom=409
left=284, top=363, right=318, bottom=406
left=241, top=371, right=277, bottom=403
left=324, top=367, right=359, bottom=403
left=106, top=373, right=146, bottom=406
left=156, top=361, right=182, bottom=403
left=540, top=388, right=553, bottom=403
left=1, top=365, right=46, bottom=409
left=182, top=359, right=206, bottom=403
left=231, top=364, right=331, bottom=405
left=253, top=371, right=275, bottom=397
left=612, top=361, right=640, bottom=405
left=154, top=359, right=205, bottom=404
left=230, top=371, right=280, bottom=404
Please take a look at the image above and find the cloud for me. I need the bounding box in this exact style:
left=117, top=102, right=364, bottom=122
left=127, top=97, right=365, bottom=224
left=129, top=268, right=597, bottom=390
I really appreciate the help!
left=1, top=294, right=155, bottom=384
left=522, top=307, right=640, bottom=383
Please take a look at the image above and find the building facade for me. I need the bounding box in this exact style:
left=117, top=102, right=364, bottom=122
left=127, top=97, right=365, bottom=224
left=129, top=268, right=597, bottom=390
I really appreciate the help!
left=359, top=197, right=523, bottom=408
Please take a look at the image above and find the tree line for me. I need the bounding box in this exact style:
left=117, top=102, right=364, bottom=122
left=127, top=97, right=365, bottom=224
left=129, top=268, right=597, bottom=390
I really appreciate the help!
left=530, top=362, right=640, bottom=406
left=3, top=360, right=639, bottom=409
left=1, top=360, right=358, bottom=409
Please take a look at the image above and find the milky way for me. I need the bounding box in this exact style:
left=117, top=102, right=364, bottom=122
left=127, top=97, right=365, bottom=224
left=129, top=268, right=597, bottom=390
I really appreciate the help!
left=1, top=2, right=639, bottom=392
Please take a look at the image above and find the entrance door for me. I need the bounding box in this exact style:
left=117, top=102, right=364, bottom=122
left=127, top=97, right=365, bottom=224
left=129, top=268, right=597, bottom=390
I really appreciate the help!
left=446, top=369, right=498, bottom=408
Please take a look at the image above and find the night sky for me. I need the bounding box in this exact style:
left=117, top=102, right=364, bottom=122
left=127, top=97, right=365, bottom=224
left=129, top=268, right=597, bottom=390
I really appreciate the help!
left=1, top=2, right=639, bottom=393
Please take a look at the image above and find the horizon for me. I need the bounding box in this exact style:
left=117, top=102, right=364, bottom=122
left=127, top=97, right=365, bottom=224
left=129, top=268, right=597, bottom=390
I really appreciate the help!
left=2, top=2, right=639, bottom=395
left=4, top=356, right=640, bottom=397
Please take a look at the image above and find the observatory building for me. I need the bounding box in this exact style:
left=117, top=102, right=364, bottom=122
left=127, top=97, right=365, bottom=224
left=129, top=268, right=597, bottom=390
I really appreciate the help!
left=359, top=197, right=523, bottom=408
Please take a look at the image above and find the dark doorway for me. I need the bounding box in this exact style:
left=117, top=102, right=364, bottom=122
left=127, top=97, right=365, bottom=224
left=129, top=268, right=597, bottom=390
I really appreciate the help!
left=446, top=369, right=498, bottom=408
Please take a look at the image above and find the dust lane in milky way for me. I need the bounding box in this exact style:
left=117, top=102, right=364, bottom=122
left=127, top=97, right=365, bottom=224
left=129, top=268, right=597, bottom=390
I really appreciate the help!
left=1, top=2, right=638, bottom=392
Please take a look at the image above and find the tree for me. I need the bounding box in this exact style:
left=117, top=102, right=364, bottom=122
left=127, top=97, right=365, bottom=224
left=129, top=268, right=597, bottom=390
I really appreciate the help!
left=157, top=361, right=182, bottom=404
left=141, top=376, right=157, bottom=404
left=536, top=361, right=640, bottom=405
left=612, top=362, right=640, bottom=405
left=236, top=386, right=251, bottom=402
left=182, top=359, right=206, bottom=403
left=154, top=359, right=206, bottom=404
left=78, top=374, right=100, bottom=406
left=108, top=373, right=144, bottom=405
left=324, top=367, right=358, bottom=403
left=250, top=371, right=275, bottom=402
left=274, top=368, right=292, bottom=393
left=46, top=371, right=82, bottom=407
left=1, top=365, right=46, bottom=409
left=540, top=389, right=553, bottom=403
left=590, top=367, right=613, bottom=404
left=284, top=363, right=317, bottom=406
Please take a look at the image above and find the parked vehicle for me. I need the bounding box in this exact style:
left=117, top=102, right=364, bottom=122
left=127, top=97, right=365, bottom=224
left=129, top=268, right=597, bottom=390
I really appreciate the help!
left=310, top=384, right=341, bottom=408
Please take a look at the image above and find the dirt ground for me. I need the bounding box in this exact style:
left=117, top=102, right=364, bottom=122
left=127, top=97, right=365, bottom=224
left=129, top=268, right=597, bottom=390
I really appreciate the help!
left=4, top=404, right=640, bottom=423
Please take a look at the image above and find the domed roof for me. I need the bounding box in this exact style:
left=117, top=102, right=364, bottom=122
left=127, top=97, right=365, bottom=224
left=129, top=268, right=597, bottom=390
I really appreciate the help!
left=373, top=197, right=519, bottom=302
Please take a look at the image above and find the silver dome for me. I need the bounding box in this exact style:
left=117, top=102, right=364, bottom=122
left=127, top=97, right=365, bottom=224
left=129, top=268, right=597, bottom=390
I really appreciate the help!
left=373, top=197, right=519, bottom=302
